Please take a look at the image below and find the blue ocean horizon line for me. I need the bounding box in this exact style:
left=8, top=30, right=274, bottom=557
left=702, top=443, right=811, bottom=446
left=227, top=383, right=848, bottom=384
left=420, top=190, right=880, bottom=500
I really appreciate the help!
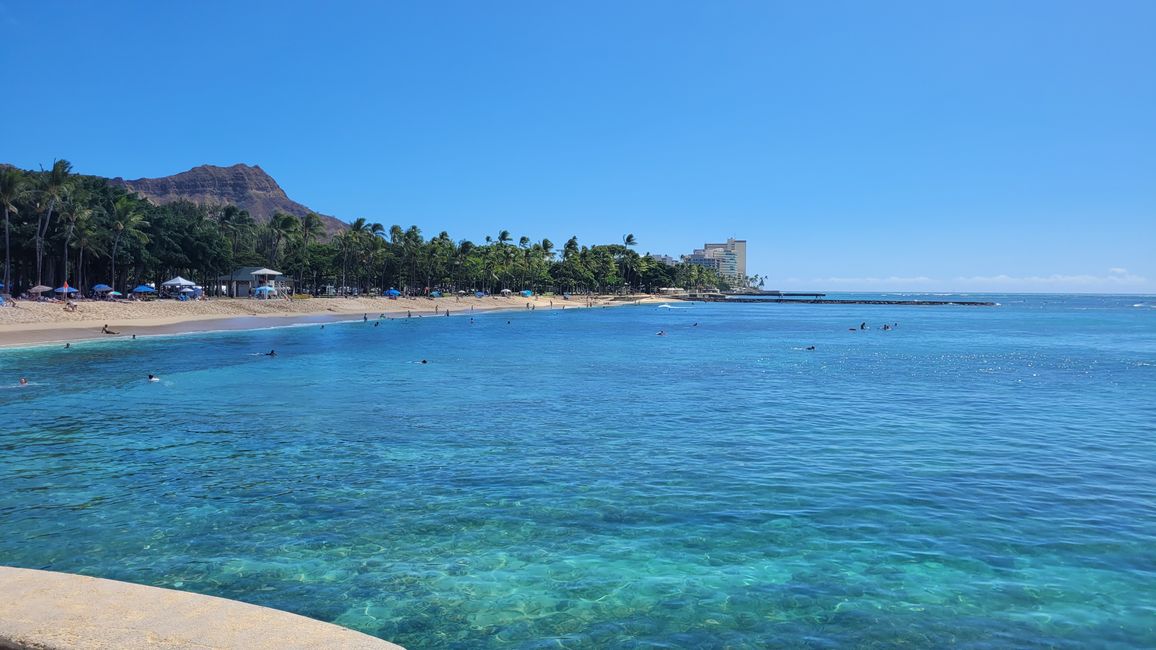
left=2, top=293, right=1155, bottom=648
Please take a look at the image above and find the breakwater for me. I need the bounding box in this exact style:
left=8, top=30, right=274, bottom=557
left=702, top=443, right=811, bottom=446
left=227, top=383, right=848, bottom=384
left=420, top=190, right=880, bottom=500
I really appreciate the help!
left=684, top=296, right=997, bottom=306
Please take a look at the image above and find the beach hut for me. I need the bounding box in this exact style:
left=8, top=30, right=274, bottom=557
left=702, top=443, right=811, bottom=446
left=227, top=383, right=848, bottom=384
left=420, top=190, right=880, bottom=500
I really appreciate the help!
left=217, top=267, right=285, bottom=297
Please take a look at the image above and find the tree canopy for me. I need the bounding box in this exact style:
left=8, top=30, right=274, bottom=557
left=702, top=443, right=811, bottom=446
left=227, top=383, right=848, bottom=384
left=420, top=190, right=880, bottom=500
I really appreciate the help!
left=0, top=162, right=733, bottom=296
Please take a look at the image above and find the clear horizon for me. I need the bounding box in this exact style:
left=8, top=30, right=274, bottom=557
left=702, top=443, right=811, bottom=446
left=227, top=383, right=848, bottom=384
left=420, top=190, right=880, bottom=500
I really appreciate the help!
left=2, top=1, right=1153, bottom=293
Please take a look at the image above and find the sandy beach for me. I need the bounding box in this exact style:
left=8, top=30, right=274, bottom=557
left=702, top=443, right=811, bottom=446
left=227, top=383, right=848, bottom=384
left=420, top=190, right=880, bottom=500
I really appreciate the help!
left=0, top=294, right=664, bottom=348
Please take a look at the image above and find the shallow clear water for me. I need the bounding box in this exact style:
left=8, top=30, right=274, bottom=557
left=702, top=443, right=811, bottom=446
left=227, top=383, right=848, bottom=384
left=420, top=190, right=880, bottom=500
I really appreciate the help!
left=2, top=295, right=1155, bottom=648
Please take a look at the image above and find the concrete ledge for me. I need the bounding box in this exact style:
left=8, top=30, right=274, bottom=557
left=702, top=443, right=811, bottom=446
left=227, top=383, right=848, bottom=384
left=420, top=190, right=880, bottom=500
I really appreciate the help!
left=0, top=567, right=403, bottom=650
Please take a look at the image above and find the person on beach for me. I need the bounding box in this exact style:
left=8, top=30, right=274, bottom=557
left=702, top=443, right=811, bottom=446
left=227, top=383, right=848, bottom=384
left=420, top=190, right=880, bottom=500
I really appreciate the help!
left=363, top=314, right=368, bottom=322
left=102, top=324, right=119, bottom=335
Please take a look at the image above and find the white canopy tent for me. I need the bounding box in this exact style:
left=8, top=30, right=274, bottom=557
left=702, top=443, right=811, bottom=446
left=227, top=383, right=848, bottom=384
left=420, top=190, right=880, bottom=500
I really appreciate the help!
left=162, top=276, right=196, bottom=288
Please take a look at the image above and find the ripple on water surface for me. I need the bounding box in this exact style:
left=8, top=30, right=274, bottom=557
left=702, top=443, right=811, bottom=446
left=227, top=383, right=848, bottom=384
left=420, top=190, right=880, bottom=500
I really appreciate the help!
left=2, top=296, right=1156, bottom=648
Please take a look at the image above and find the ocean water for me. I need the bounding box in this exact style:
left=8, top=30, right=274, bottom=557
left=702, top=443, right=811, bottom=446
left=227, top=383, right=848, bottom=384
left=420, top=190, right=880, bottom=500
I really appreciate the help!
left=2, top=294, right=1155, bottom=649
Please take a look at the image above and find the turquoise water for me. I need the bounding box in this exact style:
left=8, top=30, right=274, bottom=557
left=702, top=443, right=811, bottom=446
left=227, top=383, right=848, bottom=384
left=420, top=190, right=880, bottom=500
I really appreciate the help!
left=2, top=295, right=1155, bottom=648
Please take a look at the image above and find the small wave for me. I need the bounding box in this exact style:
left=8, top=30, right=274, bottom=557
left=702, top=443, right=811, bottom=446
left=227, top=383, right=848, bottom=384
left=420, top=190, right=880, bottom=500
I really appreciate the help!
left=1133, top=303, right=1146, bottom=308
left=658, top=304, right=689, bottom=309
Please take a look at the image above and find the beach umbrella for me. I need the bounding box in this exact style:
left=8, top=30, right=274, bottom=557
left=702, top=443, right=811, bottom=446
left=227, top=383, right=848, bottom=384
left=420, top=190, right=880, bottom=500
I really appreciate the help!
left=430, top=291, right=442, bottom=298
left=54, top=286, right=79, bottom=294
left=132, top=285, right=156, bottom=293
left=385, top=288, right=401, bottom=296
left=180, top=287, right=195, bottom=293
left=520, top=290, right=533, bottom=297
left=29, top=285, right=52, bottom=294
left=475, top=291, right=485, bottom=298
left=92, top=283, right=113, bottom=292
left=109, top=291, right=123, bottom=296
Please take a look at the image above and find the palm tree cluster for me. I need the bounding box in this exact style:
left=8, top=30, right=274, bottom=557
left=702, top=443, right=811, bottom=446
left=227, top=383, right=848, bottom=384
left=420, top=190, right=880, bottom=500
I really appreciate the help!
left=0, top=163, right=729, bottom=296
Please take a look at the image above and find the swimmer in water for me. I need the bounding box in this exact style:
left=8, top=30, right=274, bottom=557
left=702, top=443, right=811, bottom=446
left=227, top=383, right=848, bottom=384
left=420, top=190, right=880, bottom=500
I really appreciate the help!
left=266, top=349, right=276, bottom=357
left=64, top=342, right=70, bottom=349
left=19, top=377, right=28, bottom=386
left=806, top=346, right=815, bottom=351
left=363, top=313, right=368, bottom=322
left=374, top=321, right=379, bottom=327
left=657, top=330, right=666, bottom=336
left=420, top=359, right=428, bottom=364
left=148, top=374, right=159, bottom=382
left=860, top=322, right=866, bottom=330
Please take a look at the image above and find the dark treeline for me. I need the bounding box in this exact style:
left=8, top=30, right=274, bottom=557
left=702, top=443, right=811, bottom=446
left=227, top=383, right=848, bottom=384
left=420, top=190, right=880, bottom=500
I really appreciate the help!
left=1, top=161, right=735, bottom=296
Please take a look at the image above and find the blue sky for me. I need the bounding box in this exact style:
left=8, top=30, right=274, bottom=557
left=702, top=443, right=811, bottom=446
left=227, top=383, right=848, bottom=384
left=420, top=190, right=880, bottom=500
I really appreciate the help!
left=2, top=1, right=1153, bottom=292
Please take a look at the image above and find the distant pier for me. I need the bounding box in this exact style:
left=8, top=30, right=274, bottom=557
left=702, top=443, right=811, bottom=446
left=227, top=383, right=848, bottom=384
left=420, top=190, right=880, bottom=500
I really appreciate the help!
left=681, top=293, right=996, bottom=306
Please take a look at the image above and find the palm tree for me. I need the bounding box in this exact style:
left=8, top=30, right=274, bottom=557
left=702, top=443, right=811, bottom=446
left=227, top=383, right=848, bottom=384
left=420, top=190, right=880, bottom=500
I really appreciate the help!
left=36, top=159, right=72, bottom=285
left=72, top=211, right=105, bottom=293
left=0, top=167, right=25, bottom=293
left=268, top=212, right=301, bottom=266
left=563, top=236, right=579, bottom=260
left=297, top=213, right=326, bottom=292
left=59, top=186, right=92, bottom=289
left=623, top=233, right=637, bottom=248
left=300, top=213, right=325, bottom=248
left=108, top=195, right=149, bottom=292
left=218, top=206, right=256, bottom=261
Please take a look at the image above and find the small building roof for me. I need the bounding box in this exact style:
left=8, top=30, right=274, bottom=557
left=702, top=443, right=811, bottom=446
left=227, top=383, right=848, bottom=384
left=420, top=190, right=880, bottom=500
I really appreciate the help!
left=218, top=267, right=283, bottom=282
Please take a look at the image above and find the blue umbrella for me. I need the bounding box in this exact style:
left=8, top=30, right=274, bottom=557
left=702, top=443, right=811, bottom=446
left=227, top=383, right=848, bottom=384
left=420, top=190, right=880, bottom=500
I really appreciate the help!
left=430, top=291, right=442, bottom=298
left=385, top=288, right=401, bottom=296
left=132, top=285, right=156, bottom=293
left=520, top=290, right=533, bottom=297
left=254, top=285, right=275, bottom=292
left=54, top=286, right=79, bottom=294
left=92, top=283, right=113, bottom=292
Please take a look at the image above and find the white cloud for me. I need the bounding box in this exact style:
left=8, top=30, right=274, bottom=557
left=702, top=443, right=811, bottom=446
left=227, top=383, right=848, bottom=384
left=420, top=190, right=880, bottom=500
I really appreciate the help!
left=953, top=271, right=1148, bottom=287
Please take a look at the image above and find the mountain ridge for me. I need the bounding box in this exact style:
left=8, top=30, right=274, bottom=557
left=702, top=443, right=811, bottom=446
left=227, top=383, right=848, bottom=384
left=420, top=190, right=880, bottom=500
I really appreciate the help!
left=109, top=164, right=347, bottom=235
